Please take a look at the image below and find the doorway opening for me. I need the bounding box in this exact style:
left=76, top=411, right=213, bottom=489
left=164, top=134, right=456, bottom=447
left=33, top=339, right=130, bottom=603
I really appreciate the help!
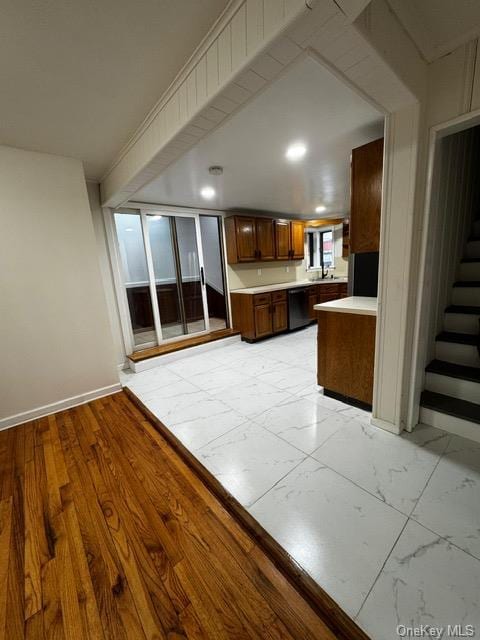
left=113, top=208, right=228, bottom=352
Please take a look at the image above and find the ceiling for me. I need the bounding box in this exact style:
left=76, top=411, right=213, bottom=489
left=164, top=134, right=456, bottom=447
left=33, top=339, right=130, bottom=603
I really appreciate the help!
left=386, top=0, right=480, bottom=62
left=0, top=0, right=229, bottom=179
left=133, top=55, right=384, bottom=219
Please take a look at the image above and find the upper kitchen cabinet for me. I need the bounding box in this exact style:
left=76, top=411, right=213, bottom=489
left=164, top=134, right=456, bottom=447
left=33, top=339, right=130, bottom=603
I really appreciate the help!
left=225, top=215, right=275, bottom=263
left=226, top=215, right=304, bottom=264
left=256, top=217, right=276, bottom=261
left=290, top=220, right=305, bottom=259
left=350, top=138, right=384, bottom=254
left=274, top=220, right=291, bottom=260
left=225, top=216, right=257, bottom=262
left=274, top=219, right=305, bottom=260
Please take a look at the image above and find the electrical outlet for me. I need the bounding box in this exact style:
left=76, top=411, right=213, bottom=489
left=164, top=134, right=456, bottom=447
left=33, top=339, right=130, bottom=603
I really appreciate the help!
left=257, top=268, right=262, bottom=275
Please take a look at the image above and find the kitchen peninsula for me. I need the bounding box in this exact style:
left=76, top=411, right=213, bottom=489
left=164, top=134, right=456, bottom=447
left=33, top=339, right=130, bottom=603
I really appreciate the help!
left=314, top=296, right=377, bottom=409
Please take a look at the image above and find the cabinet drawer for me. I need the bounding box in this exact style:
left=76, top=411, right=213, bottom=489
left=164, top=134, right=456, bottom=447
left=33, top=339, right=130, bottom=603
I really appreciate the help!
left=319, top=283, right=339, bottom=294
left=253, top=293, right=271, bottom=306
left=271, top=290, right=286, bottom=302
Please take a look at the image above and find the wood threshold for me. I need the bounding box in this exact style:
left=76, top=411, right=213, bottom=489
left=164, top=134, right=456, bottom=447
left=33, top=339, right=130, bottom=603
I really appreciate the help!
left=124, top=386, right=371, bottom=640
left=128, top=327, right=239, bottom=362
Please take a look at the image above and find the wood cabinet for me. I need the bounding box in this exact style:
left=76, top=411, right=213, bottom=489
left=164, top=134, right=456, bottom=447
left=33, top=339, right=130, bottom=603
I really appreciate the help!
left=226, top=215, right=304, bottom=264
left=256, top=218, right=275, bottom=261
left=350, top=138, right=383, bottom=254
left=317, top=311, right=376, bottom=407
left=275, top=220, right=291, bottom=260
left=307, top=282, right=348, bottom=320
left=272, top=291, right=288, bottom=333
left=290, top=220, right=305, bottom=259
left=231, top=290, right=288, bottom=341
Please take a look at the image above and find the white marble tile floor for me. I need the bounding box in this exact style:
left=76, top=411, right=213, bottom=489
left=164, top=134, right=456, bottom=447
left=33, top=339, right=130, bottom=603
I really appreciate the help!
left=120, top=324, right=480, bottom=638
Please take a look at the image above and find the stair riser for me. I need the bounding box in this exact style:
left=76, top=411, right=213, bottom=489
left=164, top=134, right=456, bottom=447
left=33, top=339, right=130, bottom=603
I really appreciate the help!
left=435, top=341, right=480, bottom=367
left=452, top=287, right=480, bottom=306
left=425, top=372, right=480, bottom=405
left=420, top=407, right=480, bottom=443
left=444, top=312, right=480, bottom=334
left=458, top=262, right=480, bottom=281
left=465, top=239, right=480, bottom=259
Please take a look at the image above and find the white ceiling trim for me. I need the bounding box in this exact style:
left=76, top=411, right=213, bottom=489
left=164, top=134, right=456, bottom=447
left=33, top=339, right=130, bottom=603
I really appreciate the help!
left=100, top=0, right=244, bottom=183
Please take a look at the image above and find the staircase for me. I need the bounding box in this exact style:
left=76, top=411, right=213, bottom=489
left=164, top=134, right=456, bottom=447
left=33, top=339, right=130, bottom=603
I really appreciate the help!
left=420, top=217, right=480, bottom=442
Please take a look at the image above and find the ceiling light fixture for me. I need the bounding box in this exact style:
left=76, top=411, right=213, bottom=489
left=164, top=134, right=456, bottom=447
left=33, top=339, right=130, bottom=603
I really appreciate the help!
left=315, top=205, right=327, bottom=213
left=285, top=142, right=307, bottom=161
left=200, top=186, right=216, bottom=200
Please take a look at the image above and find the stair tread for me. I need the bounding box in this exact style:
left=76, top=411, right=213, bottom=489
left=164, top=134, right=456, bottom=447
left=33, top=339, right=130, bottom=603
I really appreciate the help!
left=421, top=390, right=480, bottom=424
left=436, top=331, right=479, bottom=345
left=446, top=305, right=480, bottom=315
left=453, top=280, right=480, bottom=287
left=426, top=359, right=480, bottom=383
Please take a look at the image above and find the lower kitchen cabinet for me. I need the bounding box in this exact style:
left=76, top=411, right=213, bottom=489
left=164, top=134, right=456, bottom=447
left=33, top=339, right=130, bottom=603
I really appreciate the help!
left=308, top=282, right=348, bottom=319
left=231, top=290, right=288, bottom=341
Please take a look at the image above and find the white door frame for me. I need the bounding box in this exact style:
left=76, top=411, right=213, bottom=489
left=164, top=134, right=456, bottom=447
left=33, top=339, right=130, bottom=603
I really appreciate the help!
left=406, top=106, right=480, bottom=430
left=107, top=205, right=217, bottom=356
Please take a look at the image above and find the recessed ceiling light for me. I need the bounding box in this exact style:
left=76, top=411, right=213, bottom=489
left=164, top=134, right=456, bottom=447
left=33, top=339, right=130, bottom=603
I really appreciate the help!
left=125, top=227, right=133, bottom=232
left=315, top=205, right=327, bottom=213
left=200, top=186, right=216, bottom=200
left=285, top=142, right=307, bottom=161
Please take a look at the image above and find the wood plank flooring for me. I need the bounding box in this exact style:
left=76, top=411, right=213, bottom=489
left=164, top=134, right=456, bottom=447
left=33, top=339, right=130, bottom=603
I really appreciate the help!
left=0, top=391, right=338, bottom=639
left=128, top=328, right=239, bottom=363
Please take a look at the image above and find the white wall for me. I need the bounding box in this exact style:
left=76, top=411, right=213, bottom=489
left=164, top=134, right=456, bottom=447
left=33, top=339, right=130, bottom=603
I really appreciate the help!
left=0, top=147, right=119, bottom=426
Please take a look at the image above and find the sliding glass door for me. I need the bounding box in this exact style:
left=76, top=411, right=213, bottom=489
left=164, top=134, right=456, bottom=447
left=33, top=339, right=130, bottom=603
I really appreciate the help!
left=114, top=209, right=224, bottom=351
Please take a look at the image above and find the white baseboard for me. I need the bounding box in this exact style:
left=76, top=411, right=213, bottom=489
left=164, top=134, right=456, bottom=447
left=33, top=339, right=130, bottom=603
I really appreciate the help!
left=130, top=335, right=241, bottom=372
left=0, top=383, right=122, bottom=432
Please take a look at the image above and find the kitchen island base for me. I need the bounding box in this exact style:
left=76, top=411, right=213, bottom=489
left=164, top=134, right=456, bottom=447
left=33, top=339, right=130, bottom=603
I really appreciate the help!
left=316, top=308, right=376, bottom=408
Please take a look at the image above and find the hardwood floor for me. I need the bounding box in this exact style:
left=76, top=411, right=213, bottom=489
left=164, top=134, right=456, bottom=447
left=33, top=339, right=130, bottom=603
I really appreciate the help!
left=0, top=391, right=338, bottom=639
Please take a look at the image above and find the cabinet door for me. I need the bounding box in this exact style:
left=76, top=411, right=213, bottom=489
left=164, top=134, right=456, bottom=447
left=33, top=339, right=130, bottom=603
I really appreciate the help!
left=350, top=138, right=383, bottom=254
left=308, top=293, right=318, bottom=320
left=272, top=301, right=288, bottom=333
left=256, top=218, right=275, bottom=261
left=290, top=221, right=305, bottom=259
left=235, top=216, right=257, bottom=262
left=254, top=303, right=273, bottom=338
left=275, top=220, right=291, bottom=260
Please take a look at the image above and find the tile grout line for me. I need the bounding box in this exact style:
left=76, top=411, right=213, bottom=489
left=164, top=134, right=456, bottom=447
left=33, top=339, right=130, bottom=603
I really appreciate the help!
left=406, top=433, right=453, bottom=519
left=246, top=455, right=310, bottom=509
left=354, top=517, right=410, bottom=622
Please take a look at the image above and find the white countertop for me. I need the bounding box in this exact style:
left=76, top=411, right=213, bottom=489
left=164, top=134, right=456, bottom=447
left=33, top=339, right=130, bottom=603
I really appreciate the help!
left=313, top=296, right=377, bottom=316
left=230, top=277, right=348, bottom=295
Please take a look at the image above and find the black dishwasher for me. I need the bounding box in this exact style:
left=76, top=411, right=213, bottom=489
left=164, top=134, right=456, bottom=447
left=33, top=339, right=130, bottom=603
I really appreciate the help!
left=288, top=288, right=310, bottom=330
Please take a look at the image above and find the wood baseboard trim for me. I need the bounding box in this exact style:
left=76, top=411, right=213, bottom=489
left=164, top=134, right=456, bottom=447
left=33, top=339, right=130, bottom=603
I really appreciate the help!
left=127, top=328, right=239, bottom=363
left=124, top=386, right=371, bottom=640
left=0, top=382, right=122, bottom=432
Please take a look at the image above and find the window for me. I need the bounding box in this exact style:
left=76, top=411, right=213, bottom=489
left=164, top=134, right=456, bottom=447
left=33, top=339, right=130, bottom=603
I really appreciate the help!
left=307, top=228, right=334, bottom=270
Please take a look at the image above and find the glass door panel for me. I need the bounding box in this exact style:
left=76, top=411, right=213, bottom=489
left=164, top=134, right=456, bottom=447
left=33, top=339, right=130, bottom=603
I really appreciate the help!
left=148, top=215, right=184, bottom=340
left=199, top=216, right=227, bottom=331
left=114, top=212, right=156, bottom=348
left=174, top=217, right=206, bottom=335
